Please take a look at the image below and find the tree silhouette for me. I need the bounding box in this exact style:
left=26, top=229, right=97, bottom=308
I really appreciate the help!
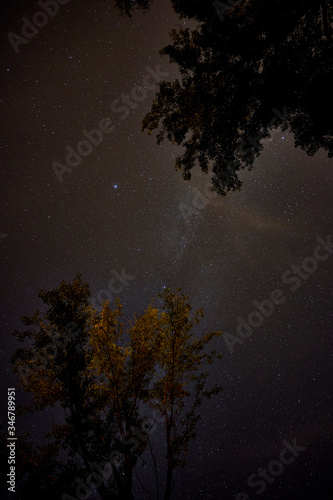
left=11, top=276, right=223, bottom=499
left=112, top=0, right=154, bottom=17
left=113, top=0, right=333, bottom=195
left=11, top=274, right=116, bottom=499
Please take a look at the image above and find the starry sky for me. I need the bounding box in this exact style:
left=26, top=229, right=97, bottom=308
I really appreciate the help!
left=1, top=1, right=333, bottom=498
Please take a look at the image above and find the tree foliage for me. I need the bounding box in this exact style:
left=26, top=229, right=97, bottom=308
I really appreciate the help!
left=11, top=276, right=222, bottom=499
left=110, top=0, right=154, bottom=17
left=136, top=0, right=333, bottom=194
left=11, top=274, right=115, bottom=499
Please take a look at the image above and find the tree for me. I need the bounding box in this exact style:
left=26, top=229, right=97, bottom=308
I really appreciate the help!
left=11, top=273, right=115, bottom=500
left=150, top=289, right=222, bottom=500
left=88, top=299, right=162, bottom=499
left=136, top=0, right=333, bottom=195
left=11, top=277, right=223, bottom=499
left=11, top=274, right=158, bottom=499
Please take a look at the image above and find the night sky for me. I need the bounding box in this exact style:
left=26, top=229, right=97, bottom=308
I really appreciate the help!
left=1, top=1, right=333, bottom=499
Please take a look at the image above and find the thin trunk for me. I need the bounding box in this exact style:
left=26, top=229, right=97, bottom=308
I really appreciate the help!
left=164, top=459, right=173, bottom=500
left=164, top=464, right=173, bottom=500
left=164, top=414, right=173, bottom=500
left=148, top=438, right=159, bottom=500
left=164, top=322, right=176, bottom=500
left=321, top=1, right=331, bottom=40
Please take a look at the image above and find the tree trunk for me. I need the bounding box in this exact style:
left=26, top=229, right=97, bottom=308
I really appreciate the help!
left=321, top=1, right=331, bottom=40
left=164, top=462, right=173, bottom=500
left=164, top=416, right=173, bottom=500
left=122, top=451, right=134, bottom=500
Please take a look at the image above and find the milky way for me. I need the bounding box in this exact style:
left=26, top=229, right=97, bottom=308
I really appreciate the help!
left=1, top=1, right=333, bottom=498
